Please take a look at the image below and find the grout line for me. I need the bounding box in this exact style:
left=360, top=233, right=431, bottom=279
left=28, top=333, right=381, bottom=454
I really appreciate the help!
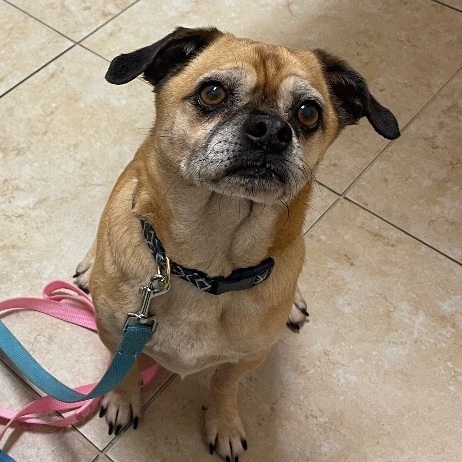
left=5, top=0, right=141, bottom=45
left=142, top=373, right=178, bottom=412
left=1, top=0, right=142, bottom=100
left=431, top=0, right=462, bottom=13
left=0, top=44, right=75, bottom=99
left=77, top=43, right=153, bottom=89
left=78, top=43, right=111, bottom=64
left=77, top=0, right=141, bottom=44
left=346, top=197, right=462, bottom=267
left=303, top=195, right=462, bottom=268
left=99, top=374, right=178, bottom=454
left=340, top=63, right=462, bottom=199
left=4, top=0, right=76, bottom=42
left=70, top=428, right=102, bottom=459
left=1, top=350, right=102, bottom=459
left=304, top=63, right=462, bottom=248
left=302, top=187, right=341, bottom=236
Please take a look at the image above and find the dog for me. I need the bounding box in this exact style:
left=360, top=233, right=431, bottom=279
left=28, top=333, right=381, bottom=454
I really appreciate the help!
left=74, top=27, right=399, bottom=460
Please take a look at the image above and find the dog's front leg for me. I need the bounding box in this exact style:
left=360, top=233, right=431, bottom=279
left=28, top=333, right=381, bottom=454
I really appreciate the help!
left=205, top=350, right=269, bottom=461
left=97, top=322, right=142, bottom=435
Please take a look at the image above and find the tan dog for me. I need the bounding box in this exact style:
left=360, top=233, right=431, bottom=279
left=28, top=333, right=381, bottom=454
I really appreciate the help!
left=74, top=27, right=399, bottom=461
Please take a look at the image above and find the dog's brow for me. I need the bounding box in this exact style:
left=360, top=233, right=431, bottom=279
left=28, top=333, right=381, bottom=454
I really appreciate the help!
left=198, top=67, right=252, bottom=86
left=281, top=76, right=326, bottom=108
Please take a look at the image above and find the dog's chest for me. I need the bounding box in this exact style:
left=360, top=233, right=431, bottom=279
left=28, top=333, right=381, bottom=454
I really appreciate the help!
left=142, top=284, right=272, bottom=376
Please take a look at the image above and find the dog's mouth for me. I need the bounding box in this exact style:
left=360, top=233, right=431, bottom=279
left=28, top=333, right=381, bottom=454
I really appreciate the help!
left=224, top=163, right=285, bottom=184
left=209, top=161, right=290, bottom=202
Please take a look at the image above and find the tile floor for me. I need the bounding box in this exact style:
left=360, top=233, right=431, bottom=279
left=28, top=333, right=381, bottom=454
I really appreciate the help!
left=0, top=0, right=461, bottom=461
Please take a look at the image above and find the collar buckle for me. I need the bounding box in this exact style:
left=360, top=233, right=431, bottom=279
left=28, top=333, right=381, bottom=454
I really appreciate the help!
left=212, top=257, right=275, bottom=295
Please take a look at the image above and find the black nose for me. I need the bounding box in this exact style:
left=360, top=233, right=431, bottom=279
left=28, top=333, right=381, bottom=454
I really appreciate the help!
left=244, top=114, right=292, bottom=151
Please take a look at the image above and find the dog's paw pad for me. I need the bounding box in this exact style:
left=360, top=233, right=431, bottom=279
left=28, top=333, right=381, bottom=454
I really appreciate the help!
left=287, top=300, right=309, bottom=332
left=100, top=389, right=141, bottom=436
left=205, top=407, right=247, bottom=460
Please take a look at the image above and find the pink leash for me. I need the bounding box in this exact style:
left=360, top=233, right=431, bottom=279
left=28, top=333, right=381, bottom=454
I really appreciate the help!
left=0, top=281, right=159, bottom=446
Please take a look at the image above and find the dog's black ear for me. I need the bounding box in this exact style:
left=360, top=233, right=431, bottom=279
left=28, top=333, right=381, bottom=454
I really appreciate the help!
left=105, top=27, right=223, bottom=87
left=314, top=49, right=400, bottom=140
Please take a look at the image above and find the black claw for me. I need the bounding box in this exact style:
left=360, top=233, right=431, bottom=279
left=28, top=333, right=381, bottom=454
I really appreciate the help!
left=108, top=423, right=114, bottom=435
left=242, top=439, right=248, bottom=451
left=133, top=416, right=139, bottom=430
left=287, top=321, right=300, bottom=332
left=73, top=272, right=81, bottom=278
left=99, top=407, right=106, bottom=418
left=300, top=307, right=309, bottom=316
left=209, top=443, right=214, bottom=455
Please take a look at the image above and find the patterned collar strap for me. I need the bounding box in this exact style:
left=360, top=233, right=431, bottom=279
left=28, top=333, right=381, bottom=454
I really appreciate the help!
left=140, top=218, right=275, bottom=295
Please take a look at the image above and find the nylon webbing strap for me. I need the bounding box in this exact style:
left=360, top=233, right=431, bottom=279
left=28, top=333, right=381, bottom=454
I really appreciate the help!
left=0, top=321, right=152, bottom=403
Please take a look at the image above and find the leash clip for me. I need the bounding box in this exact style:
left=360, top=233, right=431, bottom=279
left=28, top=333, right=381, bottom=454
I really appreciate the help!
left=123, top=256, right=171, bottom=332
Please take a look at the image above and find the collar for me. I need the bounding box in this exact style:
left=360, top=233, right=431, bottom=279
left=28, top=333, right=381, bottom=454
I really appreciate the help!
left=140, top=218, right=275, bottom=295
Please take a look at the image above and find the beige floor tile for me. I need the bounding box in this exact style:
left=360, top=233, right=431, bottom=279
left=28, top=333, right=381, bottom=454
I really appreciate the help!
left=298, top=200, right=462, bottom=461
left=8, top=0, right=136, bottom=42
left=0, top=362, right=98, bottom=461
left=348, top=69, right=462, bottom=263
left=0, top=1, right=71, bottom=96
left=108, top=200, right=462, bottom=461
left=82, top=0, right=462, bottom=193
left=0, top=45, right=154, bottom=298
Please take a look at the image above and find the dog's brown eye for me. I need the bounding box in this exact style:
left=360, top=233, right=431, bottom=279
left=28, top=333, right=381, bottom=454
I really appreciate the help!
left=199, top=83, right=227, bottom=106
left=297, top=102, right=319, bottom=128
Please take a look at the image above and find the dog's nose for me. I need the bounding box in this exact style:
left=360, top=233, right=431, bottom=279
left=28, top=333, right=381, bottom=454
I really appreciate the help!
left=244, top=114, right=292, bottom=151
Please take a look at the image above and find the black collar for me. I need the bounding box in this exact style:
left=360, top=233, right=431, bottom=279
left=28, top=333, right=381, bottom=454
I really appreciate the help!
left=140, top=218, right=274, bottom=295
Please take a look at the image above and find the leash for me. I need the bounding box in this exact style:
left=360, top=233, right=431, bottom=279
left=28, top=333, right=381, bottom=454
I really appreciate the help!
left=0, top=280, right=164, bottom=461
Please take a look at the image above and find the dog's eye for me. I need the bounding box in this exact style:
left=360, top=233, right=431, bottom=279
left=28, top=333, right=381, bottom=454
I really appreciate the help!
left=199, top=83, right=227, bottom=106
left=297, top=102, right=320, bottom=129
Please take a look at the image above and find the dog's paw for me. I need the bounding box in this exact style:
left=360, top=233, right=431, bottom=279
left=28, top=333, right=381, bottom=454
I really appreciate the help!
left=73, top=243, right=95, bottom=294
left=99, top=388, right=141, bottom=436
left=286, top=288, right=309, bottom=332
left=205, top=403, right=248, bottom=461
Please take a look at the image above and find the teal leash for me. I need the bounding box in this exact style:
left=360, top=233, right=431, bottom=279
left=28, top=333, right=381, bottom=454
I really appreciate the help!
left=0, top=321, right=154, bottom=403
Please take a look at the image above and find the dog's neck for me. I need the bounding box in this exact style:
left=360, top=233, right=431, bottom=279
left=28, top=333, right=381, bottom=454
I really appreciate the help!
left=133, top=154, right=308, bottom=277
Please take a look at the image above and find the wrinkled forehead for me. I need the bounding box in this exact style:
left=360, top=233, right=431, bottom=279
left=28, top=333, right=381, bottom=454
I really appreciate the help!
left=172, top=35, right=329, bottom=106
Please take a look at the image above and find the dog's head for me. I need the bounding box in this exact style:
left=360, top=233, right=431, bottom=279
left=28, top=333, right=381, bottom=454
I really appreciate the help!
left=106, top=27, right=399, bottom=204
